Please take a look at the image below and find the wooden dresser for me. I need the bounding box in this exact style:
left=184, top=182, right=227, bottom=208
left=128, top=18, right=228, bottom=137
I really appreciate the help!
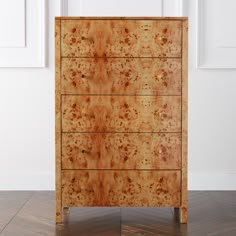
left=55, top=17, right=188, bottom=224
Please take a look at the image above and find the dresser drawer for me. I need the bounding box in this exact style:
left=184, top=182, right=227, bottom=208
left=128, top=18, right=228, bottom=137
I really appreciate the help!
left=62, top=95, right=181, bottom=132
left=61, top=20, right=182, bottom=57
left=61, top=58, right=181, bottom=95
left=62, top=170, right=180, bottom=207
left=62, top=133, right=181, bottom=169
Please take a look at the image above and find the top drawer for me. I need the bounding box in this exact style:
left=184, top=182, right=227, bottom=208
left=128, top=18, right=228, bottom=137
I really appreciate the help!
left=61, top=20, right=182, bottom=58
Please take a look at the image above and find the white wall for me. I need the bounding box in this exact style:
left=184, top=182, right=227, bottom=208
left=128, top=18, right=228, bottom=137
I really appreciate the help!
left=188, top=0, right=236, bottom=189
left=0, top=0, right=59, bottom=190
left=0, top=0, right=235, bottom=190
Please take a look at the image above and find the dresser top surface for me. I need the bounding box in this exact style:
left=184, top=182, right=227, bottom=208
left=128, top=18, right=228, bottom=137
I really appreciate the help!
left=55, top=16, right=188, bottom=21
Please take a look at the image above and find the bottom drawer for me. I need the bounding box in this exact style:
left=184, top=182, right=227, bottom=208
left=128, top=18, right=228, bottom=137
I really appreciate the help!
left=62, top=170, right=180, bottom=207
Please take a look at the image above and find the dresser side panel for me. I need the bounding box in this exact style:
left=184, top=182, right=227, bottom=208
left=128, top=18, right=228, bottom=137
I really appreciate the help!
left=55, top=19, right=62, bottom=223
left=181, top=19, right=188, bottom=223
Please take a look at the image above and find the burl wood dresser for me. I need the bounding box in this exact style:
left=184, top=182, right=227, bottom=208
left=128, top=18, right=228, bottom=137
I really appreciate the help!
left=55, top=17, right=188, bottom=224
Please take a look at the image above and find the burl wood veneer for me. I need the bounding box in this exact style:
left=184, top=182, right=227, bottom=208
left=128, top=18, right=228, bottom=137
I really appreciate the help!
left=62, top=95, right=181, bottom=132
left=62, top=133, right=181, bottom=169
left=55, top=17, right=188, bottom=224
left=62, top=170, right=181, bottom=207
left=61, top=58, right=181, bottom=95
left=61, top=20, right=182, bottom=57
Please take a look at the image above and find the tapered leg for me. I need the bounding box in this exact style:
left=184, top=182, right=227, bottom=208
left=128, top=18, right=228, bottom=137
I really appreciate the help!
left=56, top=207, right=62, bottom=224
left=180, top=207, right=187, bottom=223
left=174, top=207, right=187, bottom=223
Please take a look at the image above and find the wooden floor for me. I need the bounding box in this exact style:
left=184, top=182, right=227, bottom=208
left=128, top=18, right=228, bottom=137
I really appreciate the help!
left=0, top=191, right=235, bottom=236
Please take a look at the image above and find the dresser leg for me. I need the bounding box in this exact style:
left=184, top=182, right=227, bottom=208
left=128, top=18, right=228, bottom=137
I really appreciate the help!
left=180, top=207, right=187, bottom=223
left=56, top=203, right=62, bottom=224
left=56, top=208, right=62, bottom=224
left=174, top=207, right=187, bottom=223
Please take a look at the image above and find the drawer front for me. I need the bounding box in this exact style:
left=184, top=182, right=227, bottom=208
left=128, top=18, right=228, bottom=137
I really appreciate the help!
left=62, top=95, right=181, bottom=132
left=62, top=170, right=180, bottom=207
left=62, top=133, right=181, bottom=169
left=61, top=20, right=182, bottom=57
left=61, top=58, right=181, bottom=95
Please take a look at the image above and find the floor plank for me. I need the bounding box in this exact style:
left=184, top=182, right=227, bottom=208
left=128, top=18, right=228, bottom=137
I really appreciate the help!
left=0, top=191, right=33, bottom=234
left=0, top=191, right=236, bottom=236
left=1, top=192, right=54, bottom=236
left=188, top=191, right=236, bottom=236
left=57, top=207, right=121, bottom=236
left=121, top=207, right=187, bottom=236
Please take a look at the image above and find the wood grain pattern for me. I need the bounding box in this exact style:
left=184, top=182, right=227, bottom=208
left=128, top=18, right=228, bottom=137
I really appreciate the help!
left=180, top=19, right=188, bottom=224
left=62, top=95, right=181, bottom=132
left=61, top=58, right=181, bottom=95
left=56, top=17, right=188, bottom=224
left=62, top=170, right=181, bottom=207
left=62, top=133, right=181, bottom=169
left=61, top=20, right=182, bottom=57
left=55, top=19, right=62, bottom=224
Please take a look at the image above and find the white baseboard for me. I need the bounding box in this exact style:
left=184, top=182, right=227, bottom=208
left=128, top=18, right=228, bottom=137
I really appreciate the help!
left=0, top=171, right=236, bottom=190
left=0, top=171, right=54, bottom=190
left=189, top=172, right=236, bottom=190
